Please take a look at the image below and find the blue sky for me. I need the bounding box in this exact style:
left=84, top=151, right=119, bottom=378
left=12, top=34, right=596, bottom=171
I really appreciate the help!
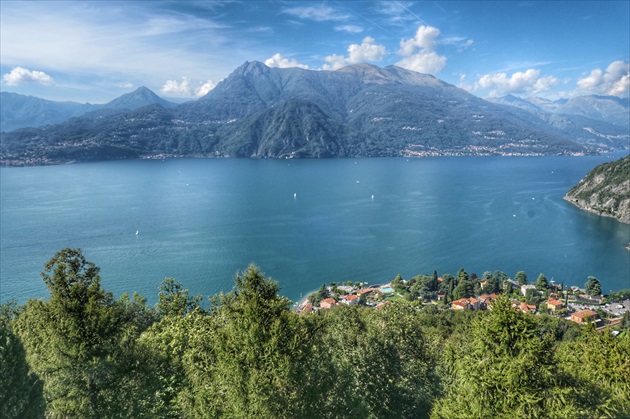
left=1, top=1, right=628, bottom=103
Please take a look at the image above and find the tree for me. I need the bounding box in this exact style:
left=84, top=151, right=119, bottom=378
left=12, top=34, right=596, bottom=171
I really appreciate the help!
left=157, top=277, right=202, bottom=317
left=432, top=295, right=558, bottom=417
left=515, top=271, right=528, bottom=285
left=0, top=301, right=45, bottom=418
left=457, top=268, right=469, bottom=283
left=585, top=276, right=602, bottom=296
left=179, top=265, right=301, bottom=418
left=482, top=276, right=500, bottom=294
left=536, top=273, right=549, bottom=292
left=13, top=248, right=156, bottom=418
left=453, top=279, right=474, bottom=300
left=392, top=274, right=405, bottom=292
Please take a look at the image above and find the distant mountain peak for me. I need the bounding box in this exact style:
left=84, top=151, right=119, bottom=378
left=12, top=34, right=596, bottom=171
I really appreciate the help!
left=104, top=86, right=175, bottom=110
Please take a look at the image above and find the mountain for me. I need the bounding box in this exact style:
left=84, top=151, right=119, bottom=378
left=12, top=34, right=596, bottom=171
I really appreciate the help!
left=554, top=95, right=629, bottom=127
left=103, top=86, right=176, bottom=111
left=0, top=87, right=175, bottom=132
left=564, top=154, right=630, bottom=224
left=0, top=92, right=98, bottom=132
left=0, top=62, right=607, bottom=166
left=525, top=95, right=630, bottom=128
left=490, top=95, right=629, bottom=150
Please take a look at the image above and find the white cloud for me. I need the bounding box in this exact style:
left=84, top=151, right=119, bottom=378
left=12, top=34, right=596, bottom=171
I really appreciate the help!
left=160, top=77, right=216, bottom=97
left=395, top=26, right=447, bottom=74
left=323, top=36, right=387, bottom=70
left=282, top=5, right=349, bottom=22
left=335, top=25, right=363, bottom=34
left=2, top=66, right=54, bottom=86
left=474, top=69, right=559, bottom=97
left=576, top=60, right=629, bottom=96
left=264, top=53, right=309, bottom=69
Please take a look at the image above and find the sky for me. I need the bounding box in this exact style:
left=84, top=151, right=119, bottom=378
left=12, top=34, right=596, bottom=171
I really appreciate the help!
left=1, top=1, right=628, bottom=104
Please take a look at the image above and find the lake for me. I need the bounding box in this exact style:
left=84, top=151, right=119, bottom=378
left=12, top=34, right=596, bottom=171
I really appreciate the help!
left=1, top=155, right=629, bottom=305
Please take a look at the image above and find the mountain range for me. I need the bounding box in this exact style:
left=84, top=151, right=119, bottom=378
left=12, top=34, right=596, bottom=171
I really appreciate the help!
left=1, top=61, right=628, bottom=165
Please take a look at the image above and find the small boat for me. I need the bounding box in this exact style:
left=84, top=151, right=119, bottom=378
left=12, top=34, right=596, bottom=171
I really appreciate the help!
left=135, top=230, right=139, bottom=236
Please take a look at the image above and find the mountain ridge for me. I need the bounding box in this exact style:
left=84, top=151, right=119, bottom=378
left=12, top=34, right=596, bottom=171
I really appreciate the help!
left=2, top=62, right=625, bottom=166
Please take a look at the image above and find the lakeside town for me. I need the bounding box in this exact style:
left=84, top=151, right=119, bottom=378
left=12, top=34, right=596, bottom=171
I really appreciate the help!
left=295, top=270, right=630, bottom=331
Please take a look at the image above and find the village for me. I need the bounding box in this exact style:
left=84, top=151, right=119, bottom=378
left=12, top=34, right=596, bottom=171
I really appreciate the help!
left=295, top=273, right=630, bottom=331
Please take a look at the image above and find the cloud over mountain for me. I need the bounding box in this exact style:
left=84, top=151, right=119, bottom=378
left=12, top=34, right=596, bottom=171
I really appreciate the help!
left=160, top=77, right=216, bottom=98
left=395, top=26, right=447, bottom=74
left=323, top=36, right=387, bottom=70
left=265, top=54, right=309, bottom=69
left=577, top=60, right=629, bottom=97
left=475, top=69, right=558, bottom=97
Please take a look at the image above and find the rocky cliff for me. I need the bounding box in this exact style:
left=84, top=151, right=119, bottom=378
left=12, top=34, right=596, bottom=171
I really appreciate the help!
left=564, top=155, right=630, bottom=224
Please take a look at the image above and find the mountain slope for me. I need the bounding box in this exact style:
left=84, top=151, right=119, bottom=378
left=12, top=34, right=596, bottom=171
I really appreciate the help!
left=0, top=62, right=596, bottom=165
left=0, top=87, right=175, bottom=132
left=0, top=92, right=97, bottom=132
left=564, top=155, right=630, bottom=224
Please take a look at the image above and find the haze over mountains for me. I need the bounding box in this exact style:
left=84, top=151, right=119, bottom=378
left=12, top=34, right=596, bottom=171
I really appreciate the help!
left=1, top=61, right=628, bottom=165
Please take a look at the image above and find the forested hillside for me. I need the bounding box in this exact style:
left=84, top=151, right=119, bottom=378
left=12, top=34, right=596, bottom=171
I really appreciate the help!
left=2, top=249, right=629, bottom=418
left=565, top=154, right=630, bottom=224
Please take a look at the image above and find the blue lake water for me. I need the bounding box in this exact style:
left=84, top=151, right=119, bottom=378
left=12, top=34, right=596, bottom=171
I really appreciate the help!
left=1, top=155, right=629, bottom=305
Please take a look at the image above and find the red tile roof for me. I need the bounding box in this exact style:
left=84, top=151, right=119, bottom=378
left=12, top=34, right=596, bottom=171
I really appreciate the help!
left=572, top=309, right=598, bottom=319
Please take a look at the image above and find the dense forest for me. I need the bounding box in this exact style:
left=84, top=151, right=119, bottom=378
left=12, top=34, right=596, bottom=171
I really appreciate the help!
left=1, top=249, right=629, bottom=418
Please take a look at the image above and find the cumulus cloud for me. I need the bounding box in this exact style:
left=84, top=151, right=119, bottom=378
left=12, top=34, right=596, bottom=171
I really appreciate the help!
left=395, top=26, right=447, bottom=74
left=2, top=66, right=54, bottom=86
left=474, top=69, right=558, bottom=97
left=323, top=36, right=387, bottom=70
left=264, top=53, right=309, bottom=69
left=160, top=77, right=216, bottom=97
left=576, top=60, right=629, bottom=96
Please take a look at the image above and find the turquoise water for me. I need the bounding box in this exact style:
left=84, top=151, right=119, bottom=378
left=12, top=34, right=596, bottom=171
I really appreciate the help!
left=1, top=155, right=629, bottom=305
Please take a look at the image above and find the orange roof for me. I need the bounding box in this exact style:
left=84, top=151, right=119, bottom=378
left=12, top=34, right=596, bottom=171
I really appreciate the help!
left=320, top=298, right=336, bottom=308
left=300, top=303, right=313, bottom=314
left=572, top=309, right=598, bottom=319
left=548, top=299, right=564, bottom=306
left=452, top=299, right=469, bottom=308
left=357, top=287, right=374, bottom=295
left=344, top=294, right=358, bottom=300
left=469, top=297, right=480, bottom=304
left=490, top=294, right=499, bottom=299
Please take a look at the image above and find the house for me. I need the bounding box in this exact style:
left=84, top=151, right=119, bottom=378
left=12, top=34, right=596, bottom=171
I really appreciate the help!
left=357, top=287, right=375, bottom=296
left=570, top=309, right=599, bottom=324
left=478, top=294, right=491, bottom=309
left=342, top=294, right=359, bottom=306
left=320, top=298, right=337, bottom=309
left=519, top=302, right=537, bottom=313
left=521, top=284, right=537, bottom=296
left=547, top=299, right=564, bottom=312
left=452, top=298, right=470, bottom=310
left=300, top=302, right=313, bottom=315
left=469, top=297, right=480, bottom=310
left=437, top=292, right=445, bottom=301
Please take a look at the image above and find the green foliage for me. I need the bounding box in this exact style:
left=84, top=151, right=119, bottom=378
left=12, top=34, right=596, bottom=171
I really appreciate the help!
left=585, top=276, right=602, bottom=296
left=0, top=301, right=45, bottom=418
left=452, top=278, right=474, bottom=300
left=515, top=271, right=528, bottom=285
left=432, top=295, right=558, bottom=418
left=607, top=289, right=630, bottom=302
left=13, top=248, right=158, bottom=418
left=157, top=277, right=202, bottom=317
left=536, top=272, right=549, bottom=292
left=7, top=249, right=630, bottom=418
